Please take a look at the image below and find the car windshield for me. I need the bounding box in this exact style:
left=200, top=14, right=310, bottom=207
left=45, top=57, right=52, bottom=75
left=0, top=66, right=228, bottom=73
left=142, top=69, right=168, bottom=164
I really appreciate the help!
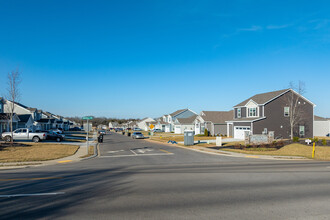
left=134, top=132, right=142, bottom=135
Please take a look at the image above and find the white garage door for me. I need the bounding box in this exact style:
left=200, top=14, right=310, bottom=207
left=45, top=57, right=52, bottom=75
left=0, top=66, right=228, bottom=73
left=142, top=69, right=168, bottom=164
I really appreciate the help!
left=234, top=126, right=251, bottom=139
left=175, top=126, right=181, bottom=134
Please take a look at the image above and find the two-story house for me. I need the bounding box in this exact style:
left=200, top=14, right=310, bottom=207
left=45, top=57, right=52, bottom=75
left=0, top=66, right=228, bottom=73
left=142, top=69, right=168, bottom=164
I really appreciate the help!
left=0, top=98, right=20, bottom=133
left=194, top=110, right=233, bottom=136
left=226, top=89, right=315, bottom=139
left=160, top=109, right=197, bottom=132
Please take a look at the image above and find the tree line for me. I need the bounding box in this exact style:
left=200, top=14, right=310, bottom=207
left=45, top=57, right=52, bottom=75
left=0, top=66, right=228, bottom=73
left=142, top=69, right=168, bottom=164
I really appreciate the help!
left=66, top=116, right=140, bottom=127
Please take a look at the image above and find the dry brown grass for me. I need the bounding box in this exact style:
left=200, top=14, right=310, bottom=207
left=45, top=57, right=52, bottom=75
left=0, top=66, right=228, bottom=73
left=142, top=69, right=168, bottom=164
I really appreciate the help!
left=149, top=133, right=223, bottom=143
left=315, top=136, right=330, bottom=140
left=222, top=143, right=330, bottom=160
left=0, top=143, right=79, bottom=162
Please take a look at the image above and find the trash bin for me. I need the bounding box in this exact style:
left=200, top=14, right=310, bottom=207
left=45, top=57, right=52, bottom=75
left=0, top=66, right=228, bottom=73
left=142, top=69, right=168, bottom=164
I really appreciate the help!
left=127, top=132, right=131, bottom=137
left=184, top=131, right=194, bottom=146
left=122, top=131, right=125, bottom=135
left=98, top=135, right=104, bottom=143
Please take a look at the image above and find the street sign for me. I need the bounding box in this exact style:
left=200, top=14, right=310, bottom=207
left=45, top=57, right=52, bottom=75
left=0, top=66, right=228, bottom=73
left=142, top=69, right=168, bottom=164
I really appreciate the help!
left=150, top=124, right=155, bottom=129
left=82, top=116, right=94, bottom=120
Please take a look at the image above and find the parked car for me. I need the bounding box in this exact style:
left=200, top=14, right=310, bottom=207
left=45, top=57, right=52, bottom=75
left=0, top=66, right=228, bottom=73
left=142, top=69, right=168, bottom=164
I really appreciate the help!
left=133, top=128, right=142, bottom=131
left=99, top=130, right=106, bottom=135
left=45, top=130, right=65, bottom=142
left=50, top=129, right=63, bottom=134
left=1, top=128, right=47, bottom=143
left=70, top=127, right=81, bottom=131
left=152, top=129, right=162, bottom=132
left=132, top=132, right=144, bottom=139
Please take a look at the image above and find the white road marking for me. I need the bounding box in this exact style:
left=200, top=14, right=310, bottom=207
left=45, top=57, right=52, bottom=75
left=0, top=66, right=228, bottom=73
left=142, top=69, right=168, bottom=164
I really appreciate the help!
left=99, top=153, right=174, bottom=158
left=137, top=148, right=153, bottom=154
left=107, top=150, right=125, bottom=153
left=0, top=192, right=65, bottom=198
left=130, top=150, right=137, bottom=155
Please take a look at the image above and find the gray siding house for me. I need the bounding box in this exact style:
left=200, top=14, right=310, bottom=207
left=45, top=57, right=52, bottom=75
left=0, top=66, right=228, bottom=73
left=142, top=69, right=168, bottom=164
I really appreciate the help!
left=227, top=89, right=315, bottom=139
left=194, top=110, right=234, bottom=136
left=314, top=116, right=330, bottom=137
left=162, top=109, right=197, bottom=132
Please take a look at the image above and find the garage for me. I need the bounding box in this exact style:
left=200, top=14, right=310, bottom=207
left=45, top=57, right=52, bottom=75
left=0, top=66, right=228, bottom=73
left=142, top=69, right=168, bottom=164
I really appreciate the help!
left=174, top=125, right=181, bottom=134
left=234, top=126, right=251, bottom=139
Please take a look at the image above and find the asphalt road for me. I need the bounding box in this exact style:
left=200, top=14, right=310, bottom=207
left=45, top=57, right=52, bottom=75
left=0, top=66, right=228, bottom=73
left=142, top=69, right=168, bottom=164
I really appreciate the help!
left=1, top=132, right=330, bottom=219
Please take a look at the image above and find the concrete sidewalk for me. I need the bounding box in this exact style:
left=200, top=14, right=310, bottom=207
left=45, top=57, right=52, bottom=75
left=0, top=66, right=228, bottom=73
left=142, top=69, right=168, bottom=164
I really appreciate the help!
left=0, top=141, right=98, bottom=170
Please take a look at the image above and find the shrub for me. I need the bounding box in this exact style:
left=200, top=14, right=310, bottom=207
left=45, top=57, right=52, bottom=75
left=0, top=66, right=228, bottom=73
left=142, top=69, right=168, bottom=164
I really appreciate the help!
left=234, top=144, right=241, bottom=149
left=293, top=136, right=299, bottom=142
left=322, top=139, right=327, bottom=146
left=204, top=129, right=209, bottom=137
left=313, top=137, right=319, bottom=143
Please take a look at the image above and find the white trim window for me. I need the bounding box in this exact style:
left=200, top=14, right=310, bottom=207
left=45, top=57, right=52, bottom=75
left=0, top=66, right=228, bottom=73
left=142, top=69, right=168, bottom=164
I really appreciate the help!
left=299, top=126, right=305, bottom=137
left=248, top=107, right=257, bottom=117
left=284, top=107, right=290, bottom=117
left=237, top=108, right=241, bottom=118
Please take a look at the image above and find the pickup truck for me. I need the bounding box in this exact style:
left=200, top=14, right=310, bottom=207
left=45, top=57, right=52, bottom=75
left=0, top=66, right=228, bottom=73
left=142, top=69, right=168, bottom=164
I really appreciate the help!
left=1, top=128, right=47, bottom=143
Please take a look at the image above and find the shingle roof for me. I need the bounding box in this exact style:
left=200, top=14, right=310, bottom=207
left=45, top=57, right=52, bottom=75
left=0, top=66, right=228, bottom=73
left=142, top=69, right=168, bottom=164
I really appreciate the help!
left=176, top=115, right=197, bottom=124
left=226, top=117, right=265, bottom=122
left=234, top=89, right=289, bottom=107
left=37, top=119, right=50, bottom=123
left=314, top=115, right=329, bottom=121
left=27, top=107, right=37, bottom=112
left=17, top=114, right=32, bottom=123
left=200, top=110, right=234, bottom=124
left=169, top=109, right=187, bottom=117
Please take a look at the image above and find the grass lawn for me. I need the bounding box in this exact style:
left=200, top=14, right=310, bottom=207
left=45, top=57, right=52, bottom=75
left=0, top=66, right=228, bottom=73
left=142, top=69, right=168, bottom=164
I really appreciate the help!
left=148, top=132, right=224, bottom=143
left=0, top=142, right=79, bottom=163
left=221, top=143, right=330, bottom=160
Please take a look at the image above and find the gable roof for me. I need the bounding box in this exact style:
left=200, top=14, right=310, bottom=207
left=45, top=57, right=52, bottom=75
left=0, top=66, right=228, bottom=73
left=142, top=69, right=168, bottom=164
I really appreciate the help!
left=314, top=115, right=329, bottom=121
left=17, top=114, right=32, bottom=123
left=37, top=119, right=50, bottom=123
left=200, top=110, right=234, bottom=124
left=169, top=109, right=188, bottom=117
left=176, top=115, right=197, bottom=124
left=234, top=89, right=289, bottom=107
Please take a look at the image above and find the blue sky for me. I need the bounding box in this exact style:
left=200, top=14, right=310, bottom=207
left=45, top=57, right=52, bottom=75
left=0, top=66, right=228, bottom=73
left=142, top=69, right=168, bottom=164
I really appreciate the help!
left=0, top=0, right=329, bottom=118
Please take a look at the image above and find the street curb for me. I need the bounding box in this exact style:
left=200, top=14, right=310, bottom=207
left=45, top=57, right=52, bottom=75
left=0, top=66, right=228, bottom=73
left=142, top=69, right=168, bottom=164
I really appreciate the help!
left=81, top=143, right=99, bottom=160
left=143, top=138, right=310, bottom=161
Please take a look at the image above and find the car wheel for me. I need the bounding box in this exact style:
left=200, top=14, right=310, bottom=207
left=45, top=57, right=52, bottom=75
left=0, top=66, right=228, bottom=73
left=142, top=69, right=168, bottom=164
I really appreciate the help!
left=5, top=136, right=11, bottom=142
left=56, top=137, right=61, bottom=142
left=33, top=136, right=40, bottom=143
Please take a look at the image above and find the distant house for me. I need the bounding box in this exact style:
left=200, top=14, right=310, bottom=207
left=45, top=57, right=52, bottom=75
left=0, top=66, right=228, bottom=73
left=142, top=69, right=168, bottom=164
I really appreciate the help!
left=226, top=89, right=315, bottom=139
left=17, top=114, right=34, bottom=130
left=0, top=113, right=20, bottom=133
left=314, top=116, right=330, bottom=137
left=194, top=111, right=233, bottom=136
left=109, top=122, right=119, bottom=128
left=0, top=98, right=20, bottom=133
left=174, top=115, right=197, bottom=134
left=137, top=117, right=156, bottom=131
left=161, top=109, right=197, bottom=132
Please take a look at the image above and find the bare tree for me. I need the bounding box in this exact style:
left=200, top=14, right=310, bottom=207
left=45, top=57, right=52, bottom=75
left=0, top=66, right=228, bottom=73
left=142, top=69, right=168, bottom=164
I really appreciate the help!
left=6, top=69, right=21, bottom=144
left=287, top=81, right=306, bottom=140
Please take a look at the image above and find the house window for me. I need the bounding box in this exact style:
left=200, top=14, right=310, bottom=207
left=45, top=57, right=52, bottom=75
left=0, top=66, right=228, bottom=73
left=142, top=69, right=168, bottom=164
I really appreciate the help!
left=0, top=104, right=2, bottom=113
left=284, top=107, right=290, bottom=117
left=237, top=108, right=241, bottom=118
left=299, top=126, right=305, bottom=137
left=248, top=107, right=257, bottom=117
